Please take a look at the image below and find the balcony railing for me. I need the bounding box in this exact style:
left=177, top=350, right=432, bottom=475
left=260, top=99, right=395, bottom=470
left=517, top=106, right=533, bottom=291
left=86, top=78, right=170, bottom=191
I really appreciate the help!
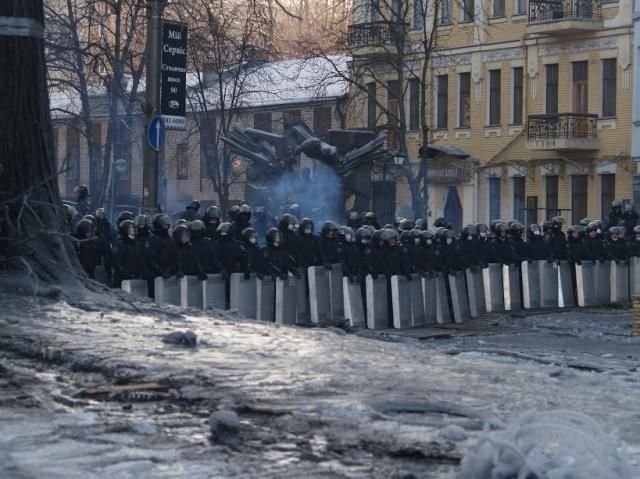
left=527, top=113, right=598, bottom=141
left=528, top=0, right=601, bottom=24
left=347, top=21, right=406, bottom=49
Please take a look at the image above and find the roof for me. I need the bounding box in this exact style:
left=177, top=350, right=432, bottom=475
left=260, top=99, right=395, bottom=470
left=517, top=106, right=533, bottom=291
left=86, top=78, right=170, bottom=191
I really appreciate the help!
left=427, top=145, right=470, bottom=159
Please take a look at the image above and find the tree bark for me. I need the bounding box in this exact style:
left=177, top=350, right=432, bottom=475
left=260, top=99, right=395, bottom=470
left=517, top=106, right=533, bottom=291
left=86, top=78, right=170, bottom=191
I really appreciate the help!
left=0, top=0, right=81, bottom=284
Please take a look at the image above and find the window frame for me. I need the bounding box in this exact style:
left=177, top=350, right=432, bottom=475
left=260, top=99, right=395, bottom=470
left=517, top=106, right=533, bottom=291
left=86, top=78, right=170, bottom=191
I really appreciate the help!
left=512, top=67, right=523, bottom=125
left=492, top=0, right=505, bottom=18
left=435, top=74, right=448, bottom=130
left=600, top=173, right=616, bottom=220
left=488, top=176, right=501, bottom=222
left=601, top=58, right=617, bottom=118
left=570, top=174, right=589, bottom=225
left=488, top=69, right=501, bottom=126
left=462, top=0, right=474, bottom=22
left=571, top=60, right=589, bottom=114
left=545, top=175, right=559, bottom=220
left=513, top=176, right=526, bottom=224
left=176, top=142, right=189, bottom=181
left=458, top=72, right=471, bottom=128
left=408, top=79, right=420, bottom=131
left=545, top=64, right=559, bottom=115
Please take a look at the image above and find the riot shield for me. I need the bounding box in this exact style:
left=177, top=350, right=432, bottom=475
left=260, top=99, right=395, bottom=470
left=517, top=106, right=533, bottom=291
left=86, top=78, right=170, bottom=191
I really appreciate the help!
left=366, top=274, right=389, bottom=330
left=391, top=275, right=412, bottom=329
left=502, top=264, right=522, bottom=311
left=449, top=271, right=470, bottom=324
left=539, top=261, right=559, bottom=308
left=296, top=268, right=310, bottom=324
left=483, top=263, right=505, bottom=312
left=610, top=261, right=630, bottom=305
left=575, top=262, right=596, bottom=307
left=409, top=274, right=426, bottom=326
left=343, top=277, right=365, bottom=328
left=276, top=276, right=298, bottom=325
left=308, top=266, right=331, bottom=325
left=557, top=260, right=575, bottom=308
left=203, top=274, right=226, bottom=310
left=329, top=264, right=344, bottom=320
left=154, top=276, right=180, bottom=305
left=256, top=276, right=275, bottom=322
left=521, top=261, right=541, bottom=310
left=435, top=273, right=452, bottom=324
left=121, top=279, right=148, bottom=297
left=595, top=261, right=611, bottom=306
left=421, top=274, right=438, bottom=324
left=630, top=257, right=640, bottom=297
left=180, top=276, right=204, bottom=309
left=465, top=267, right=486, bottom=318
left=230, top=273, right=257, bottom=320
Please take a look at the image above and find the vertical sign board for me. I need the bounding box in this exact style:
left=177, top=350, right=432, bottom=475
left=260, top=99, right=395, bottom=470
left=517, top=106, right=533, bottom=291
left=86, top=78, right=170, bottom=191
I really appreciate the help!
left=161, top=22, right=187, bottom=130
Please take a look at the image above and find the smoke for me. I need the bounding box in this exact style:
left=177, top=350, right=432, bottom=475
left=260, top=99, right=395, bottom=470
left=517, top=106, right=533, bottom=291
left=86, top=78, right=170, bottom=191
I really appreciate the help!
left=267, top=159, right=345, bottom=227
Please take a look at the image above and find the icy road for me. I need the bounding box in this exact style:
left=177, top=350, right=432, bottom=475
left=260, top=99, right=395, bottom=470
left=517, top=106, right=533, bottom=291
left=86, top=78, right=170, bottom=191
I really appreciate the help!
left=0, top=291, right=639, bottom=478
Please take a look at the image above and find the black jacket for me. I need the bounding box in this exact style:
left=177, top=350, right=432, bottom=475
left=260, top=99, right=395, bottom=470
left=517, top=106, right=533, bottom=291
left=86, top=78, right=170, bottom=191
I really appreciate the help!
left=567, top=237, right=584, bottom=265
left=262, top=244, right=298, bottom=279
left=549, top=231, right=568, bottom=261
left=112, top=236, right=142, bottom=285
left=527, top=236, right=551, bottom=262
left=144, top=229, right=178, bottom=278
left=607, top=239, right=628, bottom=262
left=491, top=238, right=512, bottom=265
left=77, top=238, right=100, bottom=279
left=215, top=238, right=248, bottom=274
left=191, top=236, right=223, bottom=274
left=510, top=237, right=527, bottom=264
left=582, top=236, right=606, bottom=262
left=318, top=237, right=341, bottom=265
left=298, top=234, right=320, bottom=268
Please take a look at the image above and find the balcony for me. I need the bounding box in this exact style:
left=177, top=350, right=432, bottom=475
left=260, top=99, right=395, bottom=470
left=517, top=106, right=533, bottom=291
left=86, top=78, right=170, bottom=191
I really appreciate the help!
left=527, top=0, right=602, bottom=34
left=347, top=21, right=406, bottom=50
left=527, top=113, right=599, bottom=151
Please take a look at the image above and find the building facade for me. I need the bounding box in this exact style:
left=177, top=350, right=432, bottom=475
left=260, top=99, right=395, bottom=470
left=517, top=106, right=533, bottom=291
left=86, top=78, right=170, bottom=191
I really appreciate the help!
left=348, top=0, right=635, bottom=228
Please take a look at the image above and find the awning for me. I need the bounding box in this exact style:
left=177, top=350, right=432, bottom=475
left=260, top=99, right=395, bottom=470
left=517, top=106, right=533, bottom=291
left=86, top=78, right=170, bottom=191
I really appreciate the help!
left=426, top=145, right=470, bottom=159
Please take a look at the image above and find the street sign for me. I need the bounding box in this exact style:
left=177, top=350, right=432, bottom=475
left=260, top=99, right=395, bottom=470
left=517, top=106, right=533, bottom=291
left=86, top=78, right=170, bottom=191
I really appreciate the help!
left=161, top=22, right=187, bottom=130
left=148, top=116, right=166, bottom=152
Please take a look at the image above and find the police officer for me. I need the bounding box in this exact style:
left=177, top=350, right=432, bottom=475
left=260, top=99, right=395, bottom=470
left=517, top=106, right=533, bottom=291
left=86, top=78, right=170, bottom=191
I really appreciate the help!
left=363, top=212, right=380, bottom=229
left=75, top=218, right=100, bottom=279
left=526, top=224, right=551, bottom=262
left=112, top=219, right=142, bottom=287
left=356, top=226, right=375, bottom=279
left=476, top=223, right=492, bottom=267
left=318, top=221, right=341, bottom=269
left=262, top=228, right=300, bottom=280
left=202, top=206, right=222, bottom=240
left=347, top=210, right=361, bottom=229
left=178, top=200, right=201, bottom=222
left=278, top=213, right=301, bottom=266
left=241, top=227, right=265, bottom=278
left=509, top=221, right=527, bottom=265
left=189, top=220, right=223, bottom=275
left=229, top=204, right=252, bottom=240
left=582, top=222, right=606, bottom=263
left=458, top=224, right=478, bottom=270
left=252, top=206, right=271, bottom=245
left=298, top=218, right=320, bottom=269
left=173, top=223, right=206, bottom=279
left=628, top=225, right=640, bottom=258
left=491, top=222, right=512, bottom=265
left=74, top=185, right=91, bottom=217
left=215, top=222, right=248, bottom=278
left=401, top=228, right=425, bottom=276
left=340, top=226, right=360, bottom=283
left=567, top=225, right=585, bottom=265
left=621, top=203, right=639, bottom=236
left=608, top=200, right=623, bottom=229
left=144, top=214, right=178, bottom=297
left=436, top=229, right=461, bottom=274
left=607, top=226, right=628, bottom=263
left=549, top=216, right=568, bottom=261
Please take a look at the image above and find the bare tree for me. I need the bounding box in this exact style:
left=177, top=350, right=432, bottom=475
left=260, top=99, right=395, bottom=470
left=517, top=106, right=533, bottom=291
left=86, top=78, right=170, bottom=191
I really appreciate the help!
left=45, top=0, right=146, bottom=211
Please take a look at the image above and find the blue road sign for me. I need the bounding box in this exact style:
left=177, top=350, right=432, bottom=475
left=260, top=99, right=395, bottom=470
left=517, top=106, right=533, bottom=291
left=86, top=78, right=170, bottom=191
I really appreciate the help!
left=148, top=115, right=166, bottom=152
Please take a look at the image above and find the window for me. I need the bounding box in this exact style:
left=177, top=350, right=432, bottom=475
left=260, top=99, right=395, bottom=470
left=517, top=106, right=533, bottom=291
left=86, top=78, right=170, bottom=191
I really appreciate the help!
left=367, top=82, right=377, bottom=130
left=600, top=174, right=615, bottom=220
left=514, top=0, right=526, bottom=14
left=438, top=0, right=451, bottom=25
left=602, top=59, right=617, bottom=118
left=200, top=116, right=216, bottom=179
left=512, top=67, right=523, bottom=125
left=283, top=110, right=301, bottom=125
left=545, top=175, right=559, bottom=220
left=545, top=64, right=558, bottom=114
left=387, top=80, right=401, bottom=148
left=462, top=0, right=474, bottom=22
left=313, top=107, right=332, bottom=135
left=65, top=127, right=80, bottom=180
left=436, top=75, right=448, bottom=129
left=413, top=0, right=424, bottom=28
left=409, top=79, right=420, bottom=131
left=513, top=176, right=525, bottom=223
left=254, top=111, right=272, bottom=132
left=571, top=175, right=588, bottom=224
left=572, top=61, right=588, bottom=114
left=493, top=0, right=505, bottom=17
left=489, top=69, right=501, bottom=126
left=391, top=0, right=402, bottom=21
left=489, top=177, right=501, bottom=221
left=458, top=72, right=471, bottom=128
left=177, top=143, right=189, bottom=180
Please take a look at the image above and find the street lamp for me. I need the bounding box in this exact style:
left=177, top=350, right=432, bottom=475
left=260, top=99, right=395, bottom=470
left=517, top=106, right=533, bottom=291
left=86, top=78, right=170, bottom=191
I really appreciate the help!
left=393, top=152, right=406, bottom=166
left=110, top=158, right=128, bottom=222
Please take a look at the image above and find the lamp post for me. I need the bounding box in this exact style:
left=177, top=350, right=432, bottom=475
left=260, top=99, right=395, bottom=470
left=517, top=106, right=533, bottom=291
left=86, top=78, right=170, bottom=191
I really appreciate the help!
left=110, top=158, right=128, bottom=222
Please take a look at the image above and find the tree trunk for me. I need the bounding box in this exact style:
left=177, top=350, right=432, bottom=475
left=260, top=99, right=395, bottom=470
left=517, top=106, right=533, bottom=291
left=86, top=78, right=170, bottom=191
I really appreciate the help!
left=0, top=0, right=81, bottom=284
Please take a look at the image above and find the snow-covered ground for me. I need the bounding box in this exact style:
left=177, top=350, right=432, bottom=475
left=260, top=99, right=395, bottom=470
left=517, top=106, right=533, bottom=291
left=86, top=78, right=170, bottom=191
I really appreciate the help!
left=0, top=291, right=638, bottom=478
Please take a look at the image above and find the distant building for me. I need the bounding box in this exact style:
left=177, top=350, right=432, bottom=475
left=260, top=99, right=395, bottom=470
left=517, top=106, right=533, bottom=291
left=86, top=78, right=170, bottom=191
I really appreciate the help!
left=51, top=56, right=348, bottom=217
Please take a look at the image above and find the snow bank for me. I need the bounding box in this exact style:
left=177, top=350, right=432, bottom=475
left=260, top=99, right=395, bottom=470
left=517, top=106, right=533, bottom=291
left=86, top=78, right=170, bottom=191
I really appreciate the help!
left=461, top=410, right=633, bottom=479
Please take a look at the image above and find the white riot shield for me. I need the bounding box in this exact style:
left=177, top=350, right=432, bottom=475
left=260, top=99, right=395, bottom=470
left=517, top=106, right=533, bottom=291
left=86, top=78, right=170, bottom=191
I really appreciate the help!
left=391, top=276, right=412, bottom=329
left=308, top=266, right=331, bottom=325
left=409, top=274, right=426, bottom=326
left=539, top=261, right=559, bottom=308
left=276, top=276, right=298, bottom=325
left=230, top=273, right=257, bottom=320
left=575, top=262, right=596, bottom=307
left=296, top=269, right=310, bottom=324
left=180, top=276, right=204, bottom=309
left=521, top=261, right=540, bottom=310
left=366, top=274, right=389, bottom=329
left=203, top=274, right=226, bottom=310
left=256, top=276, right=275, bottom=322
left=502, top=264, right=522, bottom=311
left=448, top=271, right=470, bottom=324
left=343, top=277, right=365, bottom=328
left=465, top=268, right=486, bottom=318
left=121, top=279, right=148, bottom=297
left=483, top=263, right=505, bottom=313
left=421, top=274, right=438, bottom=324
left=610, top=261, right=630, bottom=305
left=630, top=257, right=640, bottom=297
left=154, top=276, right=180, bottom=305
left=557, top=260, right=575, bottom=308
left=435, top=273, right=451, bottom=324
left=595, top=261, right=611, bottom=306
left=329, top=264, right=344, bottom=320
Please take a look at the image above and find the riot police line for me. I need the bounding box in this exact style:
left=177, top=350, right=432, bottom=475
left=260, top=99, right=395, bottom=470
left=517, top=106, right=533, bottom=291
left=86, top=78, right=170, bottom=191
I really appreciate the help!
left=66, top=200, right=640, bottom=328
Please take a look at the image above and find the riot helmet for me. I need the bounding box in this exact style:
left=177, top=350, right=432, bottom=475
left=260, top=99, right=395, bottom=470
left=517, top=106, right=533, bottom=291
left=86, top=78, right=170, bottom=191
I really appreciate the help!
left=357, top=226, right=373, bottom=244
left=279, top=213, right=298, bottom=232
left=476, top=223, right=489, bottom=239
left=189, top=219, right=206, bottom=239
left=495, top=222, right=509, bottom=239
left=414, top=218, right=425, bottom=230
left=341, top=226, right=355, bottom=243
left=241, top=227, right=258, bottom=245
left=579, top=217, right=593, bottom=227
left=586, top=221, right=599, bottom=238
left=117, top=210, right=135, bottom=226
left=288, top=203, right=301, bottom=218
left=187, top=200, right=201, bottom=212
left=528, top=223, right=542, bottom=239
left=623, top=203, right=635, bottom=215
left=372, top=229, right=384, bottom=247
left=205, top=206, right=222, bottom=222
left=433, top=217, right=450, bottom=229
left=217, top=222, right=232, bottom=238
left=461, top=224, right=476, bottom=241
left=422, top=230, right=434, bottom=246
left=363, top=211, right=378, bottom=227
left=568, top=224, right=585, bottom=241
left=381, top=228, right=398, bottom=246
left=95, top=208, right=106, bottom=221
left=321, top=221, right=338, bottom=239
left=612, top=200, right=623, bottom=212
left=300, top=218, right=314, bottom=236
left=510, top=221, right=525, bottom=238
left=173, top=224, right=190, bottom=244
left=152, top=214, right=171, bottom=231
left=266, top=227, right=281, bottom=247
left=118, top=219, right=135, bottom=240
left=75, top=218, right=94, bottom=239
left=239, top=204, right=252, bottom=223
left=228, top=205, right=240, bottom=222
left=175, top=219, right=189, bottom=227
left=83, top=214, right=97, bottom=227
left=409, top=228, right=422, bottom=245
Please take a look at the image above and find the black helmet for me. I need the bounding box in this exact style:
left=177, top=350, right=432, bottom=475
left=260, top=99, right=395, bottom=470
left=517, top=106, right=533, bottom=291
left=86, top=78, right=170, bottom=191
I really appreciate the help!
left=357, top=226, right=373, bottom=243
left=300, top=218, right=314, bottom=235
left=476, top=223, right=489, bottom=237
left=83, top=214, right=97, bottom=227
left=348, top=210, right=359, bottom=221
left=579, top=217, right=593, bottom=227
left=205, top=206, right=221, bottom=221
left=173, top=224, right=190, bottom=243
left=461, top=224, right=476, bottom=240
left=266, top=227, right=281, bottom=246
left=400, top=229, right=412, bottom=243
left=421, top=230, right=434, bottom=245
left=552, top=216, right=564, bottom=227
left=372, top=229, right=384, bottom=246
left=398, top=218, right=414, bottom=232
left=612, top=200, right=623, bottom=209
left=542, top=220, right=553, bottom=234
left=510, top=221, right=525, bottom=236
left=117, top=210, right=135, bottom=226
left=633, top=225, right=640, bottom=235
left=586, top=221, right=599, bottom=233
left=152, top=214, right=171, bottom=231
left=414, top=219, right=425, bottom=230
left=568, top=224, right=585, bottom=240
left=118, top=219, right=135, bottom=238
left=528, top=223, right=542, bottom=238
left=175, top=219, right=189, bottom=227
left=495, top=222, right=509, bottom=236
left=217, top=222, right=232, bottom=237
left=75, top=184, right=89, bottom=197
left=75, top=218, right=94, bottom=238
left=381, top=228, right=398, bottom=245
left=228, top=205, right=240, bottom=222
left=189, top=219, right=206, bottom=239
left=433, top=217, right=450, bottom=229
left=239, top=204, right=252, bottom=221
left=341, top=226, right=356, bottom=243
left=134, top=214, right=149, bottom=229
left=321, top=221, right=338, bottom=238
left=279, top=213, right=297, bottom=231
left=623, top=203, right=634, bottom=214
left=363, top=211, right=377, bottom=226
left=187, top=200, right=201, bottom=211
left=288, top=204, right=301, bottom=217
left=95, top=208, right=107, bottom=220
left=241, top=227, right=257, bottom=245
left=490, top=219, right=503, bottom=233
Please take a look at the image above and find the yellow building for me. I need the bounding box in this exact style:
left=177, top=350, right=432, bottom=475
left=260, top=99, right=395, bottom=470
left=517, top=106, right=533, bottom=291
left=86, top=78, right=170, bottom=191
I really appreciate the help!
left=347, top=0, right=634, bottom=229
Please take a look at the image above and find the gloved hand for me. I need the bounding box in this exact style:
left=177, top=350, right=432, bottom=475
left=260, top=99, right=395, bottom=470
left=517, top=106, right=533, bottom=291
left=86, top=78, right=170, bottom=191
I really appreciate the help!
left=592, top=260, right=597, bottom=265
left=323, top=262, right=332, bottom=271
left=244, top=271, right=251, bottom=280
left=161, top=271, right=172, bottom=280
left=176, top=271, right=184, bottom=279
left=198, top=272, right=208, bottom=281
left=576, top=260, right=582, bottom=266
left=257, top=273, right=264, bottom=280
left=293, top=270, right=301, bottom=279
left=547, top=259, right=553, bottom=264
left=279, top=273, right=288, bottom=281
left=527, top=260, right=533, bottom=264
left=406, top=274, right=412, bottom=282
left=221, top=270, right=229, bottom=281
left=371, top=273, right=378, bottom=280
